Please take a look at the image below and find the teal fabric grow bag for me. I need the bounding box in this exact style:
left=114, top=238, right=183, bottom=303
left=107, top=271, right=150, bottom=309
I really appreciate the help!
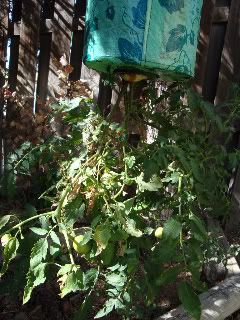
left=83, top=0, right=203, bottom=80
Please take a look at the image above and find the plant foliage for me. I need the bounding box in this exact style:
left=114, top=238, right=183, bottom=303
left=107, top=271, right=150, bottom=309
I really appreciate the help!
left=1, top=81, right=240, bottom=319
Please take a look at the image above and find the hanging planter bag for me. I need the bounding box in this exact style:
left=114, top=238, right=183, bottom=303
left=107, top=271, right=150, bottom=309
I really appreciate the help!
left=83, top=0, right=203, bottom=80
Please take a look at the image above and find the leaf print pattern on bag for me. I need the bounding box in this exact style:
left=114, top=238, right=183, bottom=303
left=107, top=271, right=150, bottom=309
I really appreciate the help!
left=175, top=65, right=189, bottom=74
left=166, top=25, right=187, bottom=52
left=132, top=0, right=148, bottom=29
left=118, top=38, right=142, bottom=62
left=106, top=5, right=115, bottom=20
left=189, top=30, right=195, bottom=45
left=84, top=0, right=203, bottom=78
left=158, top=0, right=184, bottom=14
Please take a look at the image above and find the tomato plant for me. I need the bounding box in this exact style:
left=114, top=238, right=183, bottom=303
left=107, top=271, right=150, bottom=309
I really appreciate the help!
left=1, top=82, right=240, bottom=319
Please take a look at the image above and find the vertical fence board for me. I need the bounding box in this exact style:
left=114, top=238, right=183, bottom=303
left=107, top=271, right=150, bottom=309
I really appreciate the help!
left=5, top=0, right=22, bottom=167
left=12, top=0, right=23, bottom=22
left=0, top=0, right=8, bottom=174
left=69, top=31, right=84, bottom=81
left=0, top=1, right=8, bottom=87
left=97, top=75, right=112, bottom=115
left=69, top=0, right=86, bottom=81
left=48, top=0, right=74, bottom=97
left=36, top=33, right=52, bottom=105
left=193, top=0, right=216, bottom=95
left=216, top=0, right=240, bottom=231
left=8, top=37, right=20, bottom=91
left=41, top=0, right=55, bottom=19
left=202, top=21, right=228, bottom=103
left=215, top=0, right=240, bottom=104
left=16, top=0, right=42, bottom=105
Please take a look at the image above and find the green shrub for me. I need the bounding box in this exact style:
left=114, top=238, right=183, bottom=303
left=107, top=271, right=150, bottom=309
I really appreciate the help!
left=1, top=83, right=240, bottom=319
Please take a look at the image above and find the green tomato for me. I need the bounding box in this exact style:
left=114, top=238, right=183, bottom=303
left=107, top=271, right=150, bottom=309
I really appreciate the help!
left=154, top=227, right=164, bottom=239
left=73, top=235, right=91, bottom=255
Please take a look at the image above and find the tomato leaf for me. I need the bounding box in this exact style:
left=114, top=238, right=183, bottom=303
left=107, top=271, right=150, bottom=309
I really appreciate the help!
left=0, top=215, right=11, bottom=232
left=178, top=281, right=201, bottom=320
left=94, top=224, right=111, bottom=252
left=30, top=227, right=48, bottom=236
left=23, top=263, right=47, bottom=304
left=163, top=218, right=182, bottom=240
left=0, top=237, right=19, bottom=276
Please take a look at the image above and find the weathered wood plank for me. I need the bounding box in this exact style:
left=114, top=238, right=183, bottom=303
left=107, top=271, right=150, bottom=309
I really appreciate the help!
left=0, top=0, right=8, bottom=87
left=69, top=30, right=85, bottom=81
left=215, top=0, right=240, bottom=104
left=97, top=75, right=112, bottom=116
left=41, top=0, right=55, bottom=19
left=48, top=0, right=74, bottom=98
left=69, top=0, right=86, bottom=81
left=12, top=0, right=23, bottom=22
left=4, top=1, right=23, bottom=165
left=36, top=33, right=52, bottom=105
left=226, top=134, right=240, bottom=238
left=72, top=0, right=86, bottom=31
left=193, top=0, right=216, bottom=95
left=156, top=275, right=240, bottom=320
left=202, top=23, right=228, bottom=102
left=0, top=0, right=8, bottom=174
left=212, top=6, right=229, bottom=23
left=16, top=0, right=42, bottom=106
left=206, top=217, right=240, bottom=275
left=8, top=37, right=20, bottom=91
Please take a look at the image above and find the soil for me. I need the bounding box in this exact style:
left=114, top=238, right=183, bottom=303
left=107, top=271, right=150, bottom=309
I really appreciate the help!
left=0, top=263, right=182, bottom=320
left=0, top=276, right=181, bottom=320
left=0, top=281, right=121, bottom=320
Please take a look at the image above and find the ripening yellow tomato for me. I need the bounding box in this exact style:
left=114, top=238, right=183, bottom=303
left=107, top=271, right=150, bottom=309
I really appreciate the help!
left=72, top=235, right=91, bottom=255
left=154, top=227, right=164, bottom=239
left=120, top=73, right=148, bottom=83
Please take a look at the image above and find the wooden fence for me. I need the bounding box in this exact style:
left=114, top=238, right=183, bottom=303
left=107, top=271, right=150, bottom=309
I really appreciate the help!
left=0, top=0, right=240, bottom=168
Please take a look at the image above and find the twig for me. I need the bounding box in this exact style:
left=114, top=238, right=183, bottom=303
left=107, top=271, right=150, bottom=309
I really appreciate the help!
left=0, top=211, right=55, bottom=238
left=107, top=82, right=128, bottom=121
left=14, top=145, right=40, bottom=170
left=62, top=229, right=75, bottom=265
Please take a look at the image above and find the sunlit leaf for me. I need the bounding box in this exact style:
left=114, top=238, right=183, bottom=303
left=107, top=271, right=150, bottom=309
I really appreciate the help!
left=0, top=237, right=19, bottom=276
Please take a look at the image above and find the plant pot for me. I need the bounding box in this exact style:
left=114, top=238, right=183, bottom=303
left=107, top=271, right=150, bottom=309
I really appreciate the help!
left=84, top=0, right=203, bottom=80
